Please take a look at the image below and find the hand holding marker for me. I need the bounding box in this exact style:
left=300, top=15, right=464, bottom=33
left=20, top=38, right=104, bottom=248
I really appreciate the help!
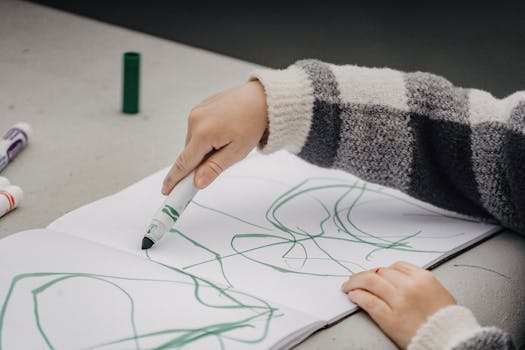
left=142, top=170, right=198, bottom=249
left=142, top=81, right=269, bottom=249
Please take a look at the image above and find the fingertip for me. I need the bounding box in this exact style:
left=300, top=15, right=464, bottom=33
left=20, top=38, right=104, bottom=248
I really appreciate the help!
left=195, top=165, right=217, bottom=189
left=162, top=177, right=174, bottom=195
left=347, top=289, right=365, bottom=307
left=341, top=278, right=355, bottom=293
left=196, top=174, right=211, bottom=189
left=161, top=186, right=171, bottom=195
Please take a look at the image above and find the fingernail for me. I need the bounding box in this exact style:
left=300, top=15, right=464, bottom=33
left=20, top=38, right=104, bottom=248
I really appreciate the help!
left=162, top=178, right=172, bottom=192
left=161, top=183, right=171, bottom=195
left=196, top=175, right=210, bottom=189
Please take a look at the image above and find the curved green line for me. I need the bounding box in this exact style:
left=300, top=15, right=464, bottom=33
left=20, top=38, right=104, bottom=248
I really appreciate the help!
left=32, top=275, right=140, bottom=350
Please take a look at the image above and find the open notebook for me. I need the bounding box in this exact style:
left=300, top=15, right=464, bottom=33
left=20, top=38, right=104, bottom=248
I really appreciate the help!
left=0, top=151, right=499, bottom=349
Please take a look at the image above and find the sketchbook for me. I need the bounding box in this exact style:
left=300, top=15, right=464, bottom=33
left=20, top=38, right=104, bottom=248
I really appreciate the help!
left=0, top=151, right=500, bottom=349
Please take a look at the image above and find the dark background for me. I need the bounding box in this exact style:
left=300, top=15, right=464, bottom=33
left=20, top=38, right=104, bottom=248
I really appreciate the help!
left=30, top=1, right=524, bottom=97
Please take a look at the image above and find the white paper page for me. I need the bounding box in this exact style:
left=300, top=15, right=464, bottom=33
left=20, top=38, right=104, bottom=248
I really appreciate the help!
left=0, top=230, right=323, bottom=350
left=49, top=151, right=500, bottom=322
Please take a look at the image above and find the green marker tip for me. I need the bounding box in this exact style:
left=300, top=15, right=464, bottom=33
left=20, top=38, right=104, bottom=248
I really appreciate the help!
left=142, top=237, right=154, bottom=250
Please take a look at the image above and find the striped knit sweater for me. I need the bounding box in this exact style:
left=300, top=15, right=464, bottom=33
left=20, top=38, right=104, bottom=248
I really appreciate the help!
left=251, top=59, right=521, bottom=349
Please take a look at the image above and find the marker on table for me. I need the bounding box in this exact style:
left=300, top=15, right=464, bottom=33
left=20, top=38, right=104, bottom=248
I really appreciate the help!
left=122, top=52, right=140, bottom=114
left=0, top=184, right=23, bottom=219
left=0, top=176, right=10, bottom=189
left=142, top=170, right=199, bottom=249
left=0, top=122, right=32, bottom=172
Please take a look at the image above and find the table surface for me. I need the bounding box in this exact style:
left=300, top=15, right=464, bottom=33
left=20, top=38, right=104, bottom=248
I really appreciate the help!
left=1, top=1, right=524, bottom=348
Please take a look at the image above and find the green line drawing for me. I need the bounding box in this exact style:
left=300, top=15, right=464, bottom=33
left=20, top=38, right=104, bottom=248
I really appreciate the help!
left=0, top=176, right=482, bottom=349
left=0, top=268, right=279, bottom=349
left=180, top=177, right=472, bottom=281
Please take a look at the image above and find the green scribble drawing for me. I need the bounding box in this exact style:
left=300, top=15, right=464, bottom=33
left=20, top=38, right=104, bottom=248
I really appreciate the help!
left=0, top=267, right=278, bottom=349
left=0, top=176, right=479, bottom=349
left=180, top=177, right=472, bottom=281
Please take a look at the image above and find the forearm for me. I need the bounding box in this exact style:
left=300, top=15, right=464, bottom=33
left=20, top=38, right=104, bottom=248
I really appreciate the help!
left=252, top=60, right=525, bottom=233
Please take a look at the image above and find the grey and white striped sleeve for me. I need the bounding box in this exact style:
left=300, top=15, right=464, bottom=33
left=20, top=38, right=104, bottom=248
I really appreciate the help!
left=251, top=59, right=525, bottom=234
left=406, top=305, right=515, bottom=350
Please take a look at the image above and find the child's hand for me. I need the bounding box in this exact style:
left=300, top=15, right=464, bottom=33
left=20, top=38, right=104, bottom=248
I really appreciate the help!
left=341, top=261, right=456, bottom=349
left=162, top=80, right=268, bottom=194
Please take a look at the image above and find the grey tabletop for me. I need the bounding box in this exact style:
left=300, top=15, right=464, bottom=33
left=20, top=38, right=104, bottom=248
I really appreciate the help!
left=1, top=1, right=523, bottom=348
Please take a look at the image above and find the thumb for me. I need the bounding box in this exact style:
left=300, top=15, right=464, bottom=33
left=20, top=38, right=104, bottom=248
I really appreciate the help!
left=162, top=139, right=211, bottom=195
left=195, top=144, right=241, bottom=189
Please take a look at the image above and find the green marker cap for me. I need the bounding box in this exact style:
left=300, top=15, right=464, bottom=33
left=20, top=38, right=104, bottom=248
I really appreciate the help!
left=122, top=52, right=140, bottom=114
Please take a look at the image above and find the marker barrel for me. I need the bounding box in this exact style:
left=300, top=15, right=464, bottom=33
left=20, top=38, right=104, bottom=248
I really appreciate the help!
left=0, top=176, right=10, bottom=189
left=145, top=171, right=198, bottom=244
left=0, top=185, right=23, bottom=218
left=0, top=122, right=32, bottom=172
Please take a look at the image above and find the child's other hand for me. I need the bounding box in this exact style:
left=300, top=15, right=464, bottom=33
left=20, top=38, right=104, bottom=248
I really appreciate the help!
left=341, top=261, right=456, bottom=349
left=162, top=80, right=268, bottom=194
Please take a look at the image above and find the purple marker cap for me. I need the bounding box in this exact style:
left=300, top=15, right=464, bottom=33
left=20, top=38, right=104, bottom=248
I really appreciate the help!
left=0, top=122, right=32, bottom=172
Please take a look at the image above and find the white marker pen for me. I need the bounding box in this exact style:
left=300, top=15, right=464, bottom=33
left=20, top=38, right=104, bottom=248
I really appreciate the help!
left=0, top=176, right=10, bottom=189
left=142, top=170, right=199, bottom=249
left=0, top=185, right=23, bottom=219
left=0, top=122, right=32, bottom=172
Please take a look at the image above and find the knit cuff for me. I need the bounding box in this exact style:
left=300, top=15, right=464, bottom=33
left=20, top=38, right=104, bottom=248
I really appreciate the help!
left=249, top=65, right=315, bottom=154
left=407, top=305, right=483, bottom=350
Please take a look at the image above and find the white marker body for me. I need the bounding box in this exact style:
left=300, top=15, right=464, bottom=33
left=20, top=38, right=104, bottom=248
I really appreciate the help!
left=0, top=185, right=23, bottom=218
left=0, top=176, right=10, bottom=189
left=145, top=171, right=199, bottom=244
left=0, top=122, right=32, bottom=172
